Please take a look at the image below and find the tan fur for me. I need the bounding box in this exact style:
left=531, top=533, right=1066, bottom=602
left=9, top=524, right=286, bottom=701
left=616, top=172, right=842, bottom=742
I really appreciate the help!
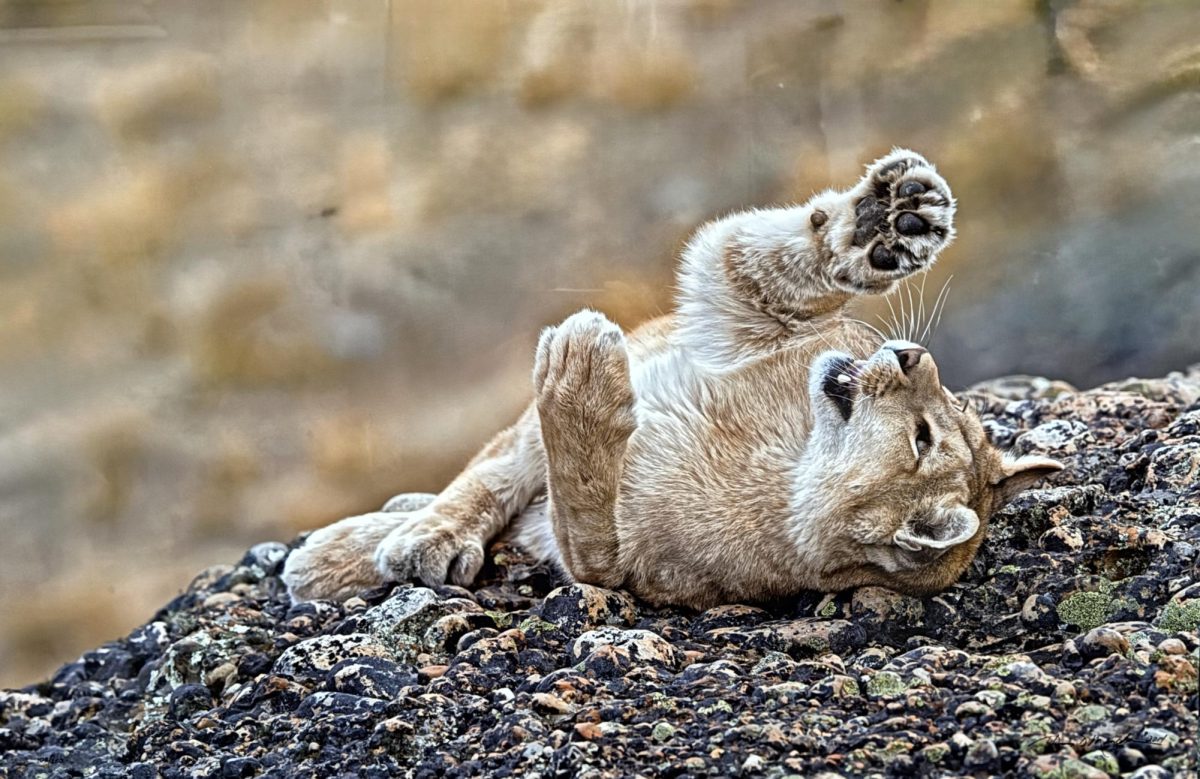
left=282, top=149, right=1061, bottom=609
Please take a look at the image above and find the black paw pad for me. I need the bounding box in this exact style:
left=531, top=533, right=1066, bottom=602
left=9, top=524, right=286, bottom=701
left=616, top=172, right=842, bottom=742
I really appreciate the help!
left=853, top=196, right=886, bottom=247
left=896, top=213, right=927, bottom=236
left=898, top=180, right=926, bottom=198
left=877, top=159, right=914, bottom=178
left=869, top=244, right=897, bottom=271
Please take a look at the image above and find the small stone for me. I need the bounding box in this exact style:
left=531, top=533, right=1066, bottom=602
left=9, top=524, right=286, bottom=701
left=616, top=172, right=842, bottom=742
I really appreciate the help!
left=202, top=592, right=241, bottom=608
left=1080, top=750, right=1120, bottom=776
left=1079, top=626, right=1131, bottom=658
left=740, top=754, right=765, bottom=773
left=295, top=691, right=387, bottom=719
left=538, top=584, right=637, bottom=633
left=1016, top=692, right=1052, bottom=711
left=273, top=633, right=392, bottom=684
left=360, top=587, right=481, bottom=658
left=1117, top=747, right=1147, bottom=772
left=964, top=738, right=998, bottom=768
left=203, top=662, right=237, bottom=691
left=1129, top=767, right=1172, bottom=779
left=1040, top=526, right=1084, bottom=552
left=571, top=627, right=681, bottom=670
left=221, top=757, right=261, bottom=778
left=1029, top=755, right=1108, bottom=779
left=1021, top=594, right=1058, bottom=627
left=865, top=671, right=907, bottom=698
left=1052, top=681, right=1077, bottom=705
left=574, top=722, right=602, bottom=740
left=1071, top=704, right=1109, bottom=724
left=955, top=700, right=993, bottom=719
left=810, top=674, right=859, bottom=699
left=1152, top=655, right=1197, bottom=691
left=531, top=692, right=574, bottom=716
left=1156, top=638, right=1186, bottom=655
left=167, top=684, right=212, bottom=721
left=1136, top=727, right=1179, bottom=754
left=325, top=656, right=417, bottom=699
left=1016, top=419, right=1093, bottom=456
left=423, top=613, right=476, bottom=654
left=455, top=627, right=497, bottom=654
left=851, top=587, right=924, bottom=624
left=921, top=743, right=950, bottom=764
left=417, top=664, right=448, bottom=682
left=651, top=721, right=676, bottom=743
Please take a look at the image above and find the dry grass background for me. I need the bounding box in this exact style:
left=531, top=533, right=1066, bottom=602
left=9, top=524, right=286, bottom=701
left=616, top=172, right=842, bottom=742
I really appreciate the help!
left=1, top=0, right=1198, bottom=686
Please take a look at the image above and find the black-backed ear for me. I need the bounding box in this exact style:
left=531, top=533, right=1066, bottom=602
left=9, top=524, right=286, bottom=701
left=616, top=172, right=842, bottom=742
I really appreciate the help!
left=893, top=504, right=980, bottom=559
left=992, top=454, right=1064, bottom=506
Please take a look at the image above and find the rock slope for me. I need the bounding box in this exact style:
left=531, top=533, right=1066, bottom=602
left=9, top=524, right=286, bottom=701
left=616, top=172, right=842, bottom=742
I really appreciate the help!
left=2, top=368, right=1198, bottom=778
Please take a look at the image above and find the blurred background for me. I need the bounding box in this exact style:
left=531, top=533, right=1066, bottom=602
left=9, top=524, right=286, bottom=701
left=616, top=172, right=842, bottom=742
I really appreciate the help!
left=1, top=0, right=1198, bottom=687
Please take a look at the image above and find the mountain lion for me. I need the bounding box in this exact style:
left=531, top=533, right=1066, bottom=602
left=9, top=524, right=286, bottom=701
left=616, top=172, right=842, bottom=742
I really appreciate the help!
left=282, top=149, right=1062, bottom=609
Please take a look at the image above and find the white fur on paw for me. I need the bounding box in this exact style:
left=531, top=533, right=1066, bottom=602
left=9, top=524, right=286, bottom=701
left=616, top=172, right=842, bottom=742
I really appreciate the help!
left=827, top=149, right=956, bottom=294
left=855, top=149, right=956, bottom=271
left=281, top=512, right=403, bottom=603
left=373, top=510, right=486, bottom=588
left=381, top=492, right=438, bottom=513
left=534, top=310, right=624, bottom=393
left=533, top=310, right=634, bottom=432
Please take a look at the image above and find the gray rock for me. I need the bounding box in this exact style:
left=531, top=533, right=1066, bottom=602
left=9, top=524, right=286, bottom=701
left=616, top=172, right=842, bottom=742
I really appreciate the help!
left=273, top=633, right=393, bottom=684
left=571, top=627, right=681, bottom=670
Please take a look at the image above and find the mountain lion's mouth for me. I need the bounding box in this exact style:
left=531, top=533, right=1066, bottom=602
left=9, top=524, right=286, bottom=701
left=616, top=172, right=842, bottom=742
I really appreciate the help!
left=821, top=356, right=858, bottom=422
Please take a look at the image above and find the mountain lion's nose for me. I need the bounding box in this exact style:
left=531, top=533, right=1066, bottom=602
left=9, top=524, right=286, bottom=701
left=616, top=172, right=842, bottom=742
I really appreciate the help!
left=889, top=345, right=927, bottom=374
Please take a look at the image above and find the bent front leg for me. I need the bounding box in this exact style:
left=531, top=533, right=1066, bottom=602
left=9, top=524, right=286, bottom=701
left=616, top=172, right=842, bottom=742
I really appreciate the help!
left=533, top=310, right=637, bottom=588
left=283, top=413, right=547, bottom=601
left=373, top=405, right=547, bottom=587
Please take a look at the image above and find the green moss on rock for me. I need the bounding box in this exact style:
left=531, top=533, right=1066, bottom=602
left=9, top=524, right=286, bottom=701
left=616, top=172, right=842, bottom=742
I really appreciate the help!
left=1056, top=591, right=1112, bottom=631
left=866, top=671, right=907, bottom=698
left=1156, top=599, right=1200, bottom=633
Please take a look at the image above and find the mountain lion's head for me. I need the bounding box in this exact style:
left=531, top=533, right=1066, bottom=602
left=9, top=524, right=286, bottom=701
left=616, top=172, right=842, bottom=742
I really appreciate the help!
left=803, top=341, right=1062, bottom=594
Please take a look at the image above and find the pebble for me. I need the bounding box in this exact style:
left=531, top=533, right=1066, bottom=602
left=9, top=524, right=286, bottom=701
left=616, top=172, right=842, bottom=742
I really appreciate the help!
left=4, top=371, right=1199, bottom=777
left=1079, top=626, right=1131, bottom=658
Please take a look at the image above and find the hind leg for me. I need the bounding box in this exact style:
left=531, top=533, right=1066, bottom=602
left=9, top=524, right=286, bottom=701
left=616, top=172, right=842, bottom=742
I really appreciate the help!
left=533, top=310, right=637, bottom=587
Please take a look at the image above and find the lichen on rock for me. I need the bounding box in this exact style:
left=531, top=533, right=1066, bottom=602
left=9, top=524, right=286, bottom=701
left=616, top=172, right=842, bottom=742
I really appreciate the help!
left=1, top=366, right=1198, bottom=777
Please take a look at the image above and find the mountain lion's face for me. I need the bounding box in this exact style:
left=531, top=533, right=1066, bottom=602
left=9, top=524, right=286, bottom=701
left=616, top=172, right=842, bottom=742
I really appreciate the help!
left=806, top=342, right=1061, bottom=588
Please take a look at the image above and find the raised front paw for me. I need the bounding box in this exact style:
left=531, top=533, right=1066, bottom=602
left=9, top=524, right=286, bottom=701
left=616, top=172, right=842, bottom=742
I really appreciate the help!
left=824, top=149, right=955, bottom=293
left=533, top=310, right=636, bottom=448
left=281, top=512, right=404, bottom=602
left=373, top=509, right=487, bottom=588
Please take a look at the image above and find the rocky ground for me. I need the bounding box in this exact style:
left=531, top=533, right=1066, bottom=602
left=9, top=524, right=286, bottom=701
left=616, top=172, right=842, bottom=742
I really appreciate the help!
left=1, top=368, right=1198, bottom=779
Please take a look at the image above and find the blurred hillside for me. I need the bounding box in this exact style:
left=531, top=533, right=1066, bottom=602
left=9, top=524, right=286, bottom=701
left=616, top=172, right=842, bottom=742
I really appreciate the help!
left=1, top=0, right=1198, bottom=687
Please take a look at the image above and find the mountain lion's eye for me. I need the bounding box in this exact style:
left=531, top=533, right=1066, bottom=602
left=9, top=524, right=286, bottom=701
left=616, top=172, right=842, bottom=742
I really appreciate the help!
left=915, top=420, right=933, bottom=457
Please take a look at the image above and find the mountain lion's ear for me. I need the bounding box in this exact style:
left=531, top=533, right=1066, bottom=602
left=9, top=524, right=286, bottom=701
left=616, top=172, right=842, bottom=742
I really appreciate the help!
left=993, top=454, right=1063, bottom=506
left=893, top=505, right=980, bottom=557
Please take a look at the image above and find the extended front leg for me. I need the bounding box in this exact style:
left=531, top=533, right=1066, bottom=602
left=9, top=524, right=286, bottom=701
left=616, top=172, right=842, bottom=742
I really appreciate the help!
left=533, top=311, right=637, bottom=588
left=282, top=408, right=546, bottom=601
left=372, top=406, right=547, bottom=587
left=676, top=149, right=956, bottom=364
